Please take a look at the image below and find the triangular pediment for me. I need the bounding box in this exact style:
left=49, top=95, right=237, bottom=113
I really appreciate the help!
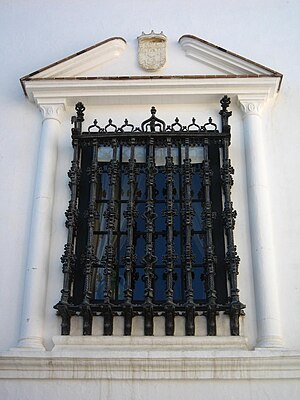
left=21, top=34, right=282, bottom=106
left=21, top=34, right=281, bottom=82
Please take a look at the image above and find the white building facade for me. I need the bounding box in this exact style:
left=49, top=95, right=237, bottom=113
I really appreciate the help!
left=0, top=1, right=300, bottom=399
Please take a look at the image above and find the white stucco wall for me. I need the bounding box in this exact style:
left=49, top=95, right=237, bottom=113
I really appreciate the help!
left=0, top=1, right=300, bottom=398
left=1, top=379, right=300, bottom=400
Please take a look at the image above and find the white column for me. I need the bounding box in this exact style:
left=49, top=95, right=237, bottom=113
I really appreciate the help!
left=238, top=95, right=283, bottom=348
left=17, top=99, right=66, bottom=350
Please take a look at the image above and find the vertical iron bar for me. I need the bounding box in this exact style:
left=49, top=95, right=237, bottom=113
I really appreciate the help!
left=55, top=102, right=85, bottom=335
left=116, top=144, right=123, bottom=299
left=59, top=140, right=80, bottom=334
left=202, top=139, right=217, bottom=335
left=163, top=138, right=176, bottom=335
left=81, top=139, right=98, bottom=335
left=209, top=142, right=227, bottom=304
left=219, top=95, right=245, bottom=335
left=178, top=143, right=184, bottom=303
left=182, top=138, right=195, bottom=335
left=142, top=137, right=156, bottom=335
left=123, top=138, right=137, bottom=335
left=102, top=138, right=119, bottom=335
left=221, top=139, right=242, bottom=335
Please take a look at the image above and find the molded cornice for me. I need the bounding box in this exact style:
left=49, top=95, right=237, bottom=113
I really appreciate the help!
left=179, top=35, right=282, bottom=77
left=24, top=75, right=281, bottom=106
left=20, top=37, right=127, bottom=89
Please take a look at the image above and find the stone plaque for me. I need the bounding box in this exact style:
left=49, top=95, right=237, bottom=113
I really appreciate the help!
left=138, top=31, right=167, bottom=71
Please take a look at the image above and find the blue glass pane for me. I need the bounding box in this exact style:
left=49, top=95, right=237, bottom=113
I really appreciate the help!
left=173, top=235, right=182, bottom=259
left=192, top=172, right=202, bottom=200
left=136, top=203, right=145, bottom=231
left=154, top=267, right=165, bottom=301
left=174, top=267, right=183, bottom=301
left=192, top=235, right=205, bottom=264
left=155, top=235, right=166, bottom=265
left=94, top=234, right=108, bottom=264
left=94, top=148, right=206, bottom=304
left=133, top=267, right=144, bottom=301
left=121, top=176, right=129, bottom=200
left=117, top=267, right=125, bottom=300
left=98, top=147, right=114, bottom=162
left=119, top=234, right=127, bottom=264
left=97, top=172, right=109, bottom=200
left=94, top=267, right=105, bottom=300
left=155, top=170, right=165, bottom=200
left=120, top=203, right=128, bottom=232
left=97, top=201, right=108, bottom=219
left=135, top=236, right=145, bottom=265
left=173, top=173, right=180, bottom=200
left=174, top=202, right=181, bottom=231
left=192, top=267, right=205, bottom=301
left=192, top=202, right=203, bottom=231
left=137, top=172, right=146, bottom=200
left=155, top=203, right=165, bottom=231
left=122, top=146, right=146, bottom=163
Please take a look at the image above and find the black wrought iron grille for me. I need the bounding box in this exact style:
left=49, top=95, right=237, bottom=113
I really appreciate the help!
left=54, top=96, right=245, bottom=337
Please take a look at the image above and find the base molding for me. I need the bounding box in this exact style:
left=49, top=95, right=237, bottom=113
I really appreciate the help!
left=1, top=336, right=299, bottom=380
left=52, top=335, right=248, bottom=352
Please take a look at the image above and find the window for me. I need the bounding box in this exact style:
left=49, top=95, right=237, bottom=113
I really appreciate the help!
left=55, top=96, right=245, bottom=336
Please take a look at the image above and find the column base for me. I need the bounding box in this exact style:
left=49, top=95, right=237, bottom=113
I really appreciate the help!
left=255, top=335, right=284, bottom=349
left=12, top=337, right=46, bottom=351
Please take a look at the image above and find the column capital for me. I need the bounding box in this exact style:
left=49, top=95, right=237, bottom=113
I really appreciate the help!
left=36, top=98, right=66, bottom=123
left=237, top=94, right=267, bottom=117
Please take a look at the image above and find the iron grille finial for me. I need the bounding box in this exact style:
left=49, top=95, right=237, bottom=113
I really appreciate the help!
left=75, top=102, right=85, bottom=121
left=220, top=95, right=231, bottom=112
left=219, top=95, right=232, bottom=134
left=141, top=106, right=166, bottom=132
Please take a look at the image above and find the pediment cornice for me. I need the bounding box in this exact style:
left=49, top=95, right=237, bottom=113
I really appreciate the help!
left=179, top=35, right=281, bottom=77
left=21, top=35, right=282, bottom=106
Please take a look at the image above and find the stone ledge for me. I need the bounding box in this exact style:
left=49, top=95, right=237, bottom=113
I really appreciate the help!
left=1, top=337, right=299, bottom=380
left=51, top=335, right=249, bottom=352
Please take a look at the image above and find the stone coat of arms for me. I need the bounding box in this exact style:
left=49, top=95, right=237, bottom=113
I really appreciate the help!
left=138, top=31, right=167, bottom=71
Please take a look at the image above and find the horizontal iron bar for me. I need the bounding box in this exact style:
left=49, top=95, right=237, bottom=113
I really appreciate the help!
left=64, top=303, right=233, bottom=314
left=73, top=131, right=230, bottom=140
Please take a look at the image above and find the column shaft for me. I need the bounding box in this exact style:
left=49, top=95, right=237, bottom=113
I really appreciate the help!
left=239, top=97, right=283, bottom=348
left=17, top=102, right=65, bottom=350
